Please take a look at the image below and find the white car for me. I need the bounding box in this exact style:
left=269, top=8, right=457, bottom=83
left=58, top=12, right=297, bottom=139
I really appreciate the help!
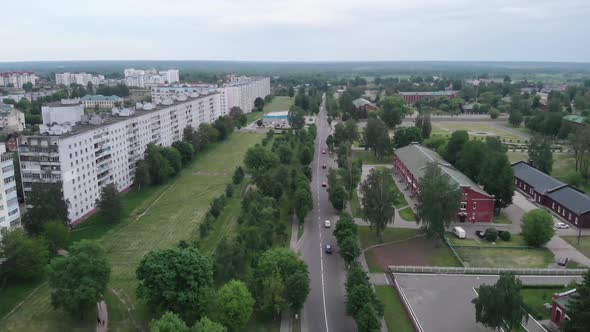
left=555, top=222, right=569, bottom=229
left=324, top=220, right=331, bottom=228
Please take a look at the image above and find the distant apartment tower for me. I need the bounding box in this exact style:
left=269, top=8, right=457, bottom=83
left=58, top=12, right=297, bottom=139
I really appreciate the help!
left=219, top=76, right=271, bottom=113
left=0, top=72, right=37, bottom=88
left=55, top=72, right=105, bottom=86
left=0, top=143, right=21, bottom=233
left=19, top=93, right=222, bottom=223
left=41, top=99, right=85, bottom=125
left=0, top=103, right=25, bottom=132
left=124, top=69, right=180, bottom=88
left=398, top=91, right=459, bottom=105
left=151, top=85, right=218, bottom=105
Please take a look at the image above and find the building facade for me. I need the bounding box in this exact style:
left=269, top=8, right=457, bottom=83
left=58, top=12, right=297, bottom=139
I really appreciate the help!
left=394, top=144, right=495, bottom=223
left=513, top=161, right=590, bottom=228
left=398, top=91, right=459, bottom=105
left=0, top=103, right=25, bottom=132
left=219, top=77, right=270, bottom=114
left=80, top=95, right=124, bottom=109
left=352, top=98, right=378, bottom=112
left=19, top=93, right=222, bottom=223
left=550, top=289, right=575, bottom=327
left=0, top=143, right=21, bottom=234
left=55, top=72, right=105, bottom=86
left=124, top=69, right=180, bottom=88
left=151, top=85, right=217, bottom=105
left=0, top=72, right=37, bottom=88
left=41, top=99, right=85, bottom=125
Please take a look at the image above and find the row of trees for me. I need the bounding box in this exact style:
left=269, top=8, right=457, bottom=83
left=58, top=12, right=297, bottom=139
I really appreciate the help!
left=346, top=264, right=384, bottom=332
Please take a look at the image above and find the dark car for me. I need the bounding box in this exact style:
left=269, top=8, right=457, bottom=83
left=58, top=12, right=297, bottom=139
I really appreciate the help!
left=475, top=230, right=485, bottom=239
left=557, top=257, right=569, bottom=266
left=325, top=244, right=333, bottom=254
left=321, top=182, right=327, bottom=188
left=322, top=164, right=327, bottom=169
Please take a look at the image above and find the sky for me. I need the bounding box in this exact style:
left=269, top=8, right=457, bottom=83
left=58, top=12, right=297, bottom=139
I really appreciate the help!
left=1, top=0, right=589, bottom=63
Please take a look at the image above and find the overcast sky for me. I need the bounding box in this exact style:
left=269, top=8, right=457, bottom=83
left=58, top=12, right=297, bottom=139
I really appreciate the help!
left=1, top=0, right=589, bottom=62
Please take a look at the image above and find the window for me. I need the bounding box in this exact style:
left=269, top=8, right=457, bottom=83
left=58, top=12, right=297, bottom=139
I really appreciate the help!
left=552, top=202, right=555, bottom=209
left=460, top=202, right=467, bottom=210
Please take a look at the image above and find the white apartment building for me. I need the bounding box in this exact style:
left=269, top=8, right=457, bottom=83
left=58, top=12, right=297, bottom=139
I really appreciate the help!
left=19, top=93, right=222, bottom=223
left=0, top=103, right=25, bottom=132
left=124, top=69, right=180, bottom=88
left=41, top=99, right=85, bottom=125
left=151, top=85, right=217, bottom=105
left=219, top=77, right=271, bottom=114
left=0, top=72, right=37, bottom=88
left=55, top=72, right=105, bottom=86
left=0, top=143, right=21, bottom=233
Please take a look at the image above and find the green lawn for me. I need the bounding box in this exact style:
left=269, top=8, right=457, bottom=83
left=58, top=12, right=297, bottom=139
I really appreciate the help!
left=454, top=247, right=555, bottom=268
left=351, top=190, right=362, bottom=218
left=352, top=150, right=393, bottom=165
left=398, top=207, right=416, bottom=222
left=562, top=236, right=590, bottom=259
left=522, top=287, right=567, bottom=320
left=391, top=181, right=409, bottom=209
left=447, top=234, right=528, bottom=247
left=0, top=132, right=263, bottom=332
left=359, top=227, right=419, bottom=249
left=375, top=286, right=414, bottom=332
left=246, top=96, right=294, bottom=124
left=432, top=122, right=524, bottom=141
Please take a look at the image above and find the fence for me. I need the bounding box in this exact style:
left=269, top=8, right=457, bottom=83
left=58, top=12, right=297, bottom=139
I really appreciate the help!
left=388, top=265, right=587, bottom=275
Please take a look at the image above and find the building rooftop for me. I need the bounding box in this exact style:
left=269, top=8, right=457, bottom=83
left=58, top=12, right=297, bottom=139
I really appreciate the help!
left=547, top=186, right=590, bottom=214
left=554, top=289, right=576, bottom=309
left=563, top=115, right=587, bottom=125
left=398, top=91, right=458, bottom=96
left=395, top=143, right=490, bottom=196
left=264, top=111, right=289, bottom=118
left=80, top=95, right=123, bottom=102
left=0, top=103, right=14, bottom=112
left=352, top=98, right=375, bottom=108
left=512, top=161, right=567, bottom=194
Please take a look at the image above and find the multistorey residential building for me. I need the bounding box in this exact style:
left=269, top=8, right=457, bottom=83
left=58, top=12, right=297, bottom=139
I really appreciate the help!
left=124, top=69, right=180, bottom=88
left=219, top=76, right=270, bottom=113
left=0, top=72, right=37, bottom=88
left=151, top=85, right=217, bottom=105
left=19, top=93, right=222, bottom=223
left=0, top=103, right=25, bottom=132
left=0, top=143, right=21, bottom=233
left=55, top=72, right=105, bottom=86
left=41, top=99, right=85, bottom=125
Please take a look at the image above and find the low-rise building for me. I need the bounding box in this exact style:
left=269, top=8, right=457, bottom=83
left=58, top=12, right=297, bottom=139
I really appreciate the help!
left=80, top=95, right=124, bottom=109
left=352, top=98, right=378, bottom=112
left=398, top=91, right=459, bottom=105
left=19, top=92, right=222, bottom=223
left=394, top=143, right=495, bottom=223
left=262, top=111, right=289, bottom=128
left=550, top=289, right=576, bottom=327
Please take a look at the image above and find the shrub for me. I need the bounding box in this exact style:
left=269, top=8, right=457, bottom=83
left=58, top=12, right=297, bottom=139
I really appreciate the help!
left=498, top=230, right=511, bottom=241
left=484, top=228, right=498, bottom=242
left=225, top=184, right=234, bottom=198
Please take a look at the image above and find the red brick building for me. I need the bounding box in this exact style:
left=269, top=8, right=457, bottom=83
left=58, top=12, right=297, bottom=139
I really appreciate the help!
left=398, top=91, right=459, bottom=105
left=512, top=161, right=590, bottom=228
left=550, top=289, right=576, bottom=327
left=393, top=144, right=495, bottom=223
left=352, top=98, right=378, bottom=112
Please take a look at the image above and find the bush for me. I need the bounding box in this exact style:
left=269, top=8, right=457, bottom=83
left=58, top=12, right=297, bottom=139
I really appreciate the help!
left=521, top=209, right=554, bottom=247
left=225, top=184, right=234, bottom=198
left=498, top=230, right=511, bottom=241
left=490, top=110, right=500, bottom=119
left=484, top=228, right=498, bottom=242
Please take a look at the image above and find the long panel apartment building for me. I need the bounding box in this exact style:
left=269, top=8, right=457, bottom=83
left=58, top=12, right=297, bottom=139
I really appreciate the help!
left=19, top=92, right=222, bottom=223
left=218, top=76, right=271, bottom=113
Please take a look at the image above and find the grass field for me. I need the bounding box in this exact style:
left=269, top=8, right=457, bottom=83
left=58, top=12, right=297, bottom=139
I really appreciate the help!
left=562, top=236, right=590, bottom=259
left=352, top=150, right=393, bottom=165
left=351, top=190, right=362, bottom=218
left=0, top=132, right=263, bottom=332
left=246, top=96, right=294, bottom=124
left=432, top=122, right=525, bottom=141
left=359, top=227, right=419, bottom=249
left=454, top=247, right=555, bottom=268
left=522, top=287, right=568, bottom=320
left=398, top=207, right=416, bottom=222
left=375, top=286, right=414, bottom=332
left=493, top=213, right=513, bottom=224
left=447, top=234, right=528, bottom=247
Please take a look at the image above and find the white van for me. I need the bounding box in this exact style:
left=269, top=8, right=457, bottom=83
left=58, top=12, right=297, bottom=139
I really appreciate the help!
left=452, top=227, right=466, bottom=239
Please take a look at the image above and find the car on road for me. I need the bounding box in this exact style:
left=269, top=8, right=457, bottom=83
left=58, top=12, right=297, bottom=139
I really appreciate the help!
left=475, top=230, right=485, bottom=239
left=557, top=257, right=569, bottom=266
left=321, top=149, right=327, bottom=154
left=322, top=164, right=327, bottom=169
left=325, top=244, right=333, bottom=254
left=555, top=222, right=569, bottom=229
left=321, top=182, right=327, bottom=188
left=324, top=220, right=331, bottom=228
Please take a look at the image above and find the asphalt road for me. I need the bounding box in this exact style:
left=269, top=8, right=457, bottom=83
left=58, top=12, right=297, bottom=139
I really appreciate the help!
left=300, top=94, right=356, bottom=332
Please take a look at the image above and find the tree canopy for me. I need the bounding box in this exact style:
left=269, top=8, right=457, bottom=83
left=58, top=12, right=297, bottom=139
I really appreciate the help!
left=475, top=273, right=527, bottom=331
left=359, top=168, right=396, bottom=240
left=565, top=271, right=590, bottom=332
left=0, top=229, right=49, bottom=281
left=96, top=183, right=124, bottom=223
left=521, top=209, right=555, bottom=247
left=22, top=182, right=69, bottom=235
left=215, top=280, right=254, bottom=331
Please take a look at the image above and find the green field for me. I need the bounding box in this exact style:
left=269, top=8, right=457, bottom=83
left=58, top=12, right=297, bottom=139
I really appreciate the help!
left=0, top=132, right=263, bottom=332
left=375, top=286, right=414, bottom=332
left=352, top=150, right=393, bottom=165
left=522, top=287, right=568, bottom=320
left=246, top=96, right=294, bottom=124
left=493, top=213, right=513, bottom=224
left=359, top=227, right=419, bottom=249
left=398, top=207, right=416, bottom=222
left=447, top=234, right=528, bottom=247
left=432, top=122, right=525, bottom=141
left=454, top=247, right=555, bottom=268
left=351, top=190, right=362, bottom=218
left=562, top=236, right=590, bottom=259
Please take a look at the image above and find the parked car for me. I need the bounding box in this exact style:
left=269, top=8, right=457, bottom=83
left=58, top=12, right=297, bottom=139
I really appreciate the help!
left=324, top=220, right=331, bottom=228
left=557, top=257, right=569, bottom=266
left=555, top=222, right=569, bottom=229
left=325, top=244, right=333, bottom=254
left=322, top=149, right=327, bottom=154
left=322, top=164, right=327, bottom=169
left=321, top=182, right=327, bottom=188
left=452, top=227, right=466, bottom=239
left=475, top=230, right=485, bottom=239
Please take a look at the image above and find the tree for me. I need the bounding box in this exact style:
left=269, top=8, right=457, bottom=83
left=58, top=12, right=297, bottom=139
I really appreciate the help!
left=213, top=116, right=235, bottom=140
left=509, top=110, right=523, bottom=127
left=22, top=82, right=33, bottom=92
left=254, top=97, right=265, bottom=112
left=150, top=312, right=189, bottom=332
left=359, top=168, right=396, bottom=240
left=136, top=244, right=214, bottom=323
left=569, top=127, right=590, bottom=172
left=0, top=229, right=48, bottom=281
left=479, top=152, right=514, bottom=211
left=252, top=248, right=310, bottom=315
left=445, top=130, right=469, bottom=165
left=379, top=96, right=407, bottom=128
left=475, top=273, right=527, bottom=331
left=193, top=317, right=227, bottom=332
left=394, top=126, right=422, bottom=148
left=288, top=86, right=295, bottom=99
left=288, top=105, right=306, bottom=129
left=521, top=209, right=555, bottom=247
left=22, top=182, right=69, bottom=235
left=456, top=140, right=486, bottom=181
left=172, top=141, right=195, bottom=166
left=232, top=166, right=245, bottom=184
left=146, top=144, right=173, bottom=185
left=415, top=113, right=432, bottom=138
left=333, top=213, right=358, bottom=244
left=216, top=280, right=254, bottom=331
left=135, top=159, right=151, bottom=190
left=565, top=271, right=590, bottom=332
left=528, top=135, right=553, bottom=173
left=162, top=147, right=183, bottom=175
left=328, top=183, right=348, bottom=211
left=363, top=118, right=392, bottom=160
left=42, top=220, right=70, bottom=254
left=47, top=240, right=110, bottom=319
left=416, top=163, right=462, bottom=241
left=96, top=183, right=124, bottom=223
left=339, top=235, right=361, bottom=265
left=299, top=146, right=313, bottom=165
left=294, top=187, right=312, bottom=223
left=244, top=145, right=278, bottom=173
